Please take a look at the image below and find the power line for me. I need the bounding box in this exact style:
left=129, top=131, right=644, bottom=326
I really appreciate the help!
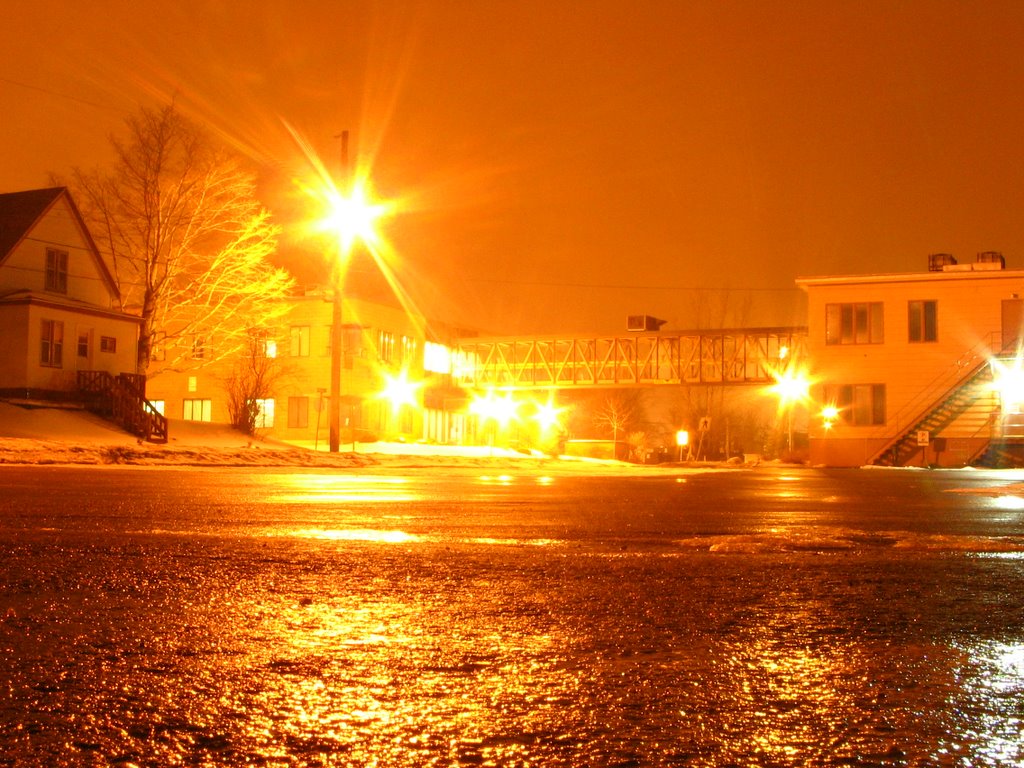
left=0, top=75, right=122, bottom=113
left=466, top=276, right=800, bottom=293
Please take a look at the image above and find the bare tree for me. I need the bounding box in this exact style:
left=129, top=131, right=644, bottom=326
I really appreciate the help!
left=69, top=104, right=294, bottom=375
left=593, top=390, right=643, bottom=444
left=223, top=330, right=291, bottom=436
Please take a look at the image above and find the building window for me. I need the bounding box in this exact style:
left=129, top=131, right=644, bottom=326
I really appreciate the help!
left=378, top=330, right=395, bottom=363
left=77, top=332, right=90, bottom=358
left=183, top=399, right=212, bottom=422
left=290, top=326, right=310, bottom=357
left=908, top=300, right=937, bottom=343
left=825, top=383, right=886, bottom=426
left=40, top=319, right=64, bottom=367
left=150, top=400, right=166, bottom=416
left=100, top=336, right=117, bottom=353
left=191, top=336, right=206, bottom=359
left=253, top=398, right=275, bottom=428
left=45, top=249, right=68, bottom=293
left=288, top=396, right=309, bottom=429
left=401, top=335, right=417, bottom=365
left=825, top=302, right=884, bottom=345
left=323, top=325, right=333, bottom=357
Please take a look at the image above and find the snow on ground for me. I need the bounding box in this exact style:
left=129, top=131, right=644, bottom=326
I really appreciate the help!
left=0, top=400, right=712, bottom=475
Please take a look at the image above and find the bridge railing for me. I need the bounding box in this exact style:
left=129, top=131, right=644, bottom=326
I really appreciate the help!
left=453, top=327, right=807, bottom=388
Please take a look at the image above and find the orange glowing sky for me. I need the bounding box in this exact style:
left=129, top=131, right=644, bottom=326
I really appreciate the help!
left=3, top=1, right=1024, bottom=335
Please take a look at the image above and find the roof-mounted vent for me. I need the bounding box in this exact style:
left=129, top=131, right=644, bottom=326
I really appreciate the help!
left=928, top=253, right=957, bottom=271
left=976, top=251, right=1005, bottom=270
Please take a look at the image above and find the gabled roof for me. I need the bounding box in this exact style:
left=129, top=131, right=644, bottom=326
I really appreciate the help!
left=0, top=186, right=120, bottom=300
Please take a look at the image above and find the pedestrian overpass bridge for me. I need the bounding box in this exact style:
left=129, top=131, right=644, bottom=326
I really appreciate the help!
left=452, top=327, right=808, bottom=389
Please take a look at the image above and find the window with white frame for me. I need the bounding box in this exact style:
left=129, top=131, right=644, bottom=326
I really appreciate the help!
left=823, top=383, right=886, bottom=426
left=290, top=326, right=310, bottom=357
left=288, top=396, right=309, bottom=429
left=183, top=398, right=212, bottom=422
left=825, top=302, right=884, bottom=345
left=253, top=398, right=275, bottom=428
left=100, top=336, right=117, bottom=353
left=40, top=319, right=63, bottom=367
left=908, top=300, right=937, bottom=343
left=45, top=249, right=68, bottom=293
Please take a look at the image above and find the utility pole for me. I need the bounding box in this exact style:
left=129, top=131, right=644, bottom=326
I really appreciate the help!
left=328, top=130, right=349, bottom=453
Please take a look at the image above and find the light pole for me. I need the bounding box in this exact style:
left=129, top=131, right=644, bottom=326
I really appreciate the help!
left=313, top=132, right=390, bottom=452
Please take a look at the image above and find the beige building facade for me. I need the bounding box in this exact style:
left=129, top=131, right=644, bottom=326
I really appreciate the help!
left=144, top=287, right=459, bottom=446
left=0, top=188, right=140, bottom=399
left=799, top=253, right=1024, bottom=467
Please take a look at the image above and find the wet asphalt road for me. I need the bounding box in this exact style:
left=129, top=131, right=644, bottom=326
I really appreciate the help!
left=1, top=464, right=1023, bottom=767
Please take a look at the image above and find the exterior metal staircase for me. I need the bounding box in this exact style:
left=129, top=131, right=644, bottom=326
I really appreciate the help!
left=77, top=371, right=169, bottom=443
left=872, top=360, right=995, bottom=467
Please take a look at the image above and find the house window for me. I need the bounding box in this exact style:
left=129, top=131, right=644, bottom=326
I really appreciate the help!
left=45, top=249, right=68, bottom=293
left=40, top=319, right=64, bottom=367
left=908, top=300, right=937, bottom=343
left=150, top=400, right=166, bottom=416
left=323, top=325, right=333, bottom=357
left=78, top=333, right=90, bottom=358
left=400, top=335, right=417, bottom=365
left=290, top=326, right=310, bottom=357
left=825, top=383, right=886, bottom=426
left=191, top=336, right=206, bottom=359
left=825, top=302, right=884, bottom=345
left=378, top=330, right=395, bottom=363
left=100, top=336, right=117, bottom=353
left=288, top=396, right=310, bottom=429
left=183, top=399, right=212, bottom=422
left=253, top=398, right=275, bottom=428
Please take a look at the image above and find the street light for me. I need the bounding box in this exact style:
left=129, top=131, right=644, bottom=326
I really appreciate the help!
left=768, top=364, right=811, bottom=453
left=305, top=133, right=391, bottom=452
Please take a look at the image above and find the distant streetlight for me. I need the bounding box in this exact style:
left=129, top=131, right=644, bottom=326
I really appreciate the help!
left=768, top=364, right=811, bottom=453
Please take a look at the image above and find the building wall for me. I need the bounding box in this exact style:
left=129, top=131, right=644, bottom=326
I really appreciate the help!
left=801, top=265, right=1024, bottom=466
left=145, top=290, right=435, bottom=445
left=0, top=197, right=117, bottom=308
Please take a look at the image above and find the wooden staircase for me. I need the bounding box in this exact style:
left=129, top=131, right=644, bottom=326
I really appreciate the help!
left=77, top=371, right=169, bottom=443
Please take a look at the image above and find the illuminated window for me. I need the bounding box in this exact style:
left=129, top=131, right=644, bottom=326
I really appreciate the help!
left=183, top=398, right=212, bottom=422
left=253, top=398, right=275, bottom=428
left=287, top=396, right=309, bottom=428
left=824, top=383, right=886, bottom=425
left=100, top=336, right=116, bottom=353
left=40, top=319, right=63, bottom=367
left=908, top=300, right=937, bottom=343
left=44, top=249, right=68, bottom=293
left=290, top=326, right=310, bottom=357
left=825, top=303, right=883, bottom=345
left=378, top=330, right=395, bottom=363
left=149, top=400, right=165, bottom=416
left=400, top=335, right=417, bottom=364
left=424, top=342, right=451, bottom=374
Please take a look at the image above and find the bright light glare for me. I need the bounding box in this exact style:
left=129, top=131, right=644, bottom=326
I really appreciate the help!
left=532, top=397, right=564, bottom=432
left=990, top=355, right=1024, bottom=409
left=770, top=367, right=811, bottom=404
left=379, top=369, right=420, bottom=413
left=319, top=180, right=391, bottom=255
left=470, top=390, right=520, bottom=426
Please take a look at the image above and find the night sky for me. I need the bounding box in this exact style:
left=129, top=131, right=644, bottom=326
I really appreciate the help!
left=3, top=0, right=1024, bottom=335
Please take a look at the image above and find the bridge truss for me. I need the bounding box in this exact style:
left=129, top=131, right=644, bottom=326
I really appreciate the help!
left=452, top=327, right=807, bottom=389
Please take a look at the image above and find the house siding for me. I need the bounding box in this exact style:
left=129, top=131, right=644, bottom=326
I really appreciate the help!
left=801, top=267, right=1024, bottom=466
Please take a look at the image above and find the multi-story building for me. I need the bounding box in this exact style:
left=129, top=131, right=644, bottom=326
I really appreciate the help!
left=799, top=252, right=1024, bottom=467
left=144, top=284, right=461, bottom=447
